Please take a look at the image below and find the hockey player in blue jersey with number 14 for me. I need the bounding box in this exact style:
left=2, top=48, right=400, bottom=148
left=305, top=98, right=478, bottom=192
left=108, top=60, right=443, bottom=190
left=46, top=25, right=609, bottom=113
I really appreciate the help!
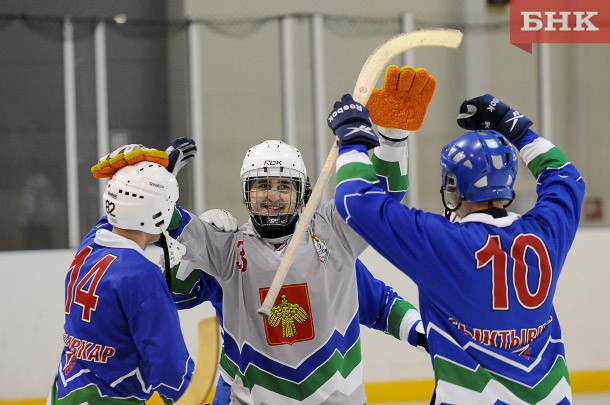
left=48, top=148, right=195, bottom=405
left=330, top=92, right=585, bottom=404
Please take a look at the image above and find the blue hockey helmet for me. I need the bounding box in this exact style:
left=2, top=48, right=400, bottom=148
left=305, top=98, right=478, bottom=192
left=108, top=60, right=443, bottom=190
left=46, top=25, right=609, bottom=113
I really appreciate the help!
left=440, top=130, right=517, bottom=208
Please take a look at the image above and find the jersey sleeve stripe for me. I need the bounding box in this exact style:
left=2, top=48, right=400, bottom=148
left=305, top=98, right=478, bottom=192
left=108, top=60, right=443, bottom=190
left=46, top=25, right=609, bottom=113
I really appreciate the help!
left=337, top=161, right=378, bottom=185
left=526, top=148, right=569, bottom=179
left=518, top=136, right=554, bottom=165
left=371, top=155, right=409, bottom=193
left=387, top=299, right=417, bottom=340
left=372, top=138, right=409, bottom=172
left=337, top=148, right=372, bottom=169
left=518, top=137, right=570, bottom=178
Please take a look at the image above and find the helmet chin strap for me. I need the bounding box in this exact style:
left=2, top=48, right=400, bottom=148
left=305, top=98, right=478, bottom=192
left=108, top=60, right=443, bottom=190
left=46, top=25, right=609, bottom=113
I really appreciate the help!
left=440, top=187, right=464, bottom=221
left=159, top=232, right=172, bottom=293
left=444, top=208, right=461, bottom=222
left=252, top=214, right=298, bottom=239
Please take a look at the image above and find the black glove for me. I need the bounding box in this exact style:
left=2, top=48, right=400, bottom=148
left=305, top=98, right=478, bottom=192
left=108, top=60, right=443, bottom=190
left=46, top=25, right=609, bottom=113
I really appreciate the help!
left=456, top=94, right=533, bottom=143
left=166, top=137, right=197, bottom=176
left=408, top=320, right=430, bottom=354
left=417, top=331, right=430, bottom=353
left=327, top=94, right=379, bottom=150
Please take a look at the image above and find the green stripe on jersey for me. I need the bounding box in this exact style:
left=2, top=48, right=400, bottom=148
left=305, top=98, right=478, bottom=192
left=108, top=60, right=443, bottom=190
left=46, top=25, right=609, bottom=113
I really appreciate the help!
left=336, top=162, right=378, bottom=185
left=168, top=208, right=183, bottom=231
left=387, top=299, right=417, bottom=340
left=170, top=265, right=202, bottom=295
left=220, top=339, right=362, bottom=401
left=527, top=147, right=569, bottom=179
left=371, top=155, right=409, bottom=193
left=434, top=355, right=570, bottom=404
left=519, top=138, right=569, bottom=179
left=54, top=383, right=144, bottom=404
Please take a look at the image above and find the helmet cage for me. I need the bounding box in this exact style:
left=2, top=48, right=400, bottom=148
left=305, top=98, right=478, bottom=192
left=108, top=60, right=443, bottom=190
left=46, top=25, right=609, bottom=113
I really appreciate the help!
left=440, top=172, right=464, bottom=214
left=242, top=167, right=307, bottom=229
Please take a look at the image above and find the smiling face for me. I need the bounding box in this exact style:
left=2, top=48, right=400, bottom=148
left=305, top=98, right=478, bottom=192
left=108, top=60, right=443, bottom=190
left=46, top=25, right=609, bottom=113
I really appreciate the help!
left=249, top=177, right=298, bottom=216
left=240, top=140, right=309, bottom=230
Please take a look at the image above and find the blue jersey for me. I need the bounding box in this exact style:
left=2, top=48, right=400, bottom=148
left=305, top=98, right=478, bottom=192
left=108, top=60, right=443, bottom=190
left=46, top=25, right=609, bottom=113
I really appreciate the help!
left=334, top=130, right=585, bottom=404
left=51, top=217, right=194, bottom=404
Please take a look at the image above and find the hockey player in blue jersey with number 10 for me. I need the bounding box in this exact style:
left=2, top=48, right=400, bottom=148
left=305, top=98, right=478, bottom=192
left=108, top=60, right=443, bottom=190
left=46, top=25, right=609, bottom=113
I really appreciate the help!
left=330, top=92, right=585, bottom=404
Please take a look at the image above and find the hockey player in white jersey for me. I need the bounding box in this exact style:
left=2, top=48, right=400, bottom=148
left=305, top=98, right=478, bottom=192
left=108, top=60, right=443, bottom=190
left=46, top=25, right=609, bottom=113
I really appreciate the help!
left=166, top=66, right=436, bottom=404
left=48, top=151, right=194, bottom=404
left=171, top=210, right=428, bottom=405
left=330, top=91, right=585, bottom=404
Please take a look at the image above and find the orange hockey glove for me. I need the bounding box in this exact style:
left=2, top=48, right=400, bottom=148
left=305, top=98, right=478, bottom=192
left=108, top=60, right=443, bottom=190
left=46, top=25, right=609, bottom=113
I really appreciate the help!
left=366, top=65, right=436, bottom=133
left=91, top=144, right=168, bottom=178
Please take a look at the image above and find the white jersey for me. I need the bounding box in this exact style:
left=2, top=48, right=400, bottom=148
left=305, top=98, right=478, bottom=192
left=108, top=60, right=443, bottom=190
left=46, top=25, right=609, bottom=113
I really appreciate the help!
left=173, top=202, right=367, bottom=404
left=170, top=139, right=413, bottom=404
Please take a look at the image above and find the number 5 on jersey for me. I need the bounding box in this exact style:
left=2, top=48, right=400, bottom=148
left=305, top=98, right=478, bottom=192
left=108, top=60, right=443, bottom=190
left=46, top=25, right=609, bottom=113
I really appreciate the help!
left=65, top=246, right=116, bottom=322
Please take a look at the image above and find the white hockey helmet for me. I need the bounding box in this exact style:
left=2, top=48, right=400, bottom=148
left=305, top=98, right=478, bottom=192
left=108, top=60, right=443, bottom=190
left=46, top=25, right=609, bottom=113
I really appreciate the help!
left=103, top=161, right=179, bottom=234
left=240, top=140, right=310, bottom=229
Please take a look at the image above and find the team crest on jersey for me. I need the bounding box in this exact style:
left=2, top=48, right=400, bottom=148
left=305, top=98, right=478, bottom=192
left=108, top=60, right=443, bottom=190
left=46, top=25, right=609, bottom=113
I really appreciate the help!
left=259, top=283, right=314, bottom=346
left=310, top=230, right=329, bottom=266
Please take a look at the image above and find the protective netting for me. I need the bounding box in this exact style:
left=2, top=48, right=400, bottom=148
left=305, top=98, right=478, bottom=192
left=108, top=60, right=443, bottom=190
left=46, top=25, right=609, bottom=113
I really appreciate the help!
left=0, top=12, right=512, bottom=40
left=0, top=9, right=606, bottom=251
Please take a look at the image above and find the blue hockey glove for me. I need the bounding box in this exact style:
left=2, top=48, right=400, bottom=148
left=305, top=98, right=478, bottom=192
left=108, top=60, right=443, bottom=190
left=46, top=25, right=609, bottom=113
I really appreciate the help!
left=327, top=94, right=379, bottom=150
left=166, top=137, right=197, bottom=176
left=456, top=94, right=533, bottom=143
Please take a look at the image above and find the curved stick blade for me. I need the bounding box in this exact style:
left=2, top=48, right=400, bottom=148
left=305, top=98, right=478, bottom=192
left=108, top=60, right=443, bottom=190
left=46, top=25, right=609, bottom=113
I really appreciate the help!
left=175, top=317, right=220, bottom=405
left=353, top=29, right=463, bottom=104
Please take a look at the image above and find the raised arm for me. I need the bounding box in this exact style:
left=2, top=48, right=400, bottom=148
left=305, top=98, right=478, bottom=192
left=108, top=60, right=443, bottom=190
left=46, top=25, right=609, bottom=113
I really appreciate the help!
left=456, top=94, right=585, bottom=242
